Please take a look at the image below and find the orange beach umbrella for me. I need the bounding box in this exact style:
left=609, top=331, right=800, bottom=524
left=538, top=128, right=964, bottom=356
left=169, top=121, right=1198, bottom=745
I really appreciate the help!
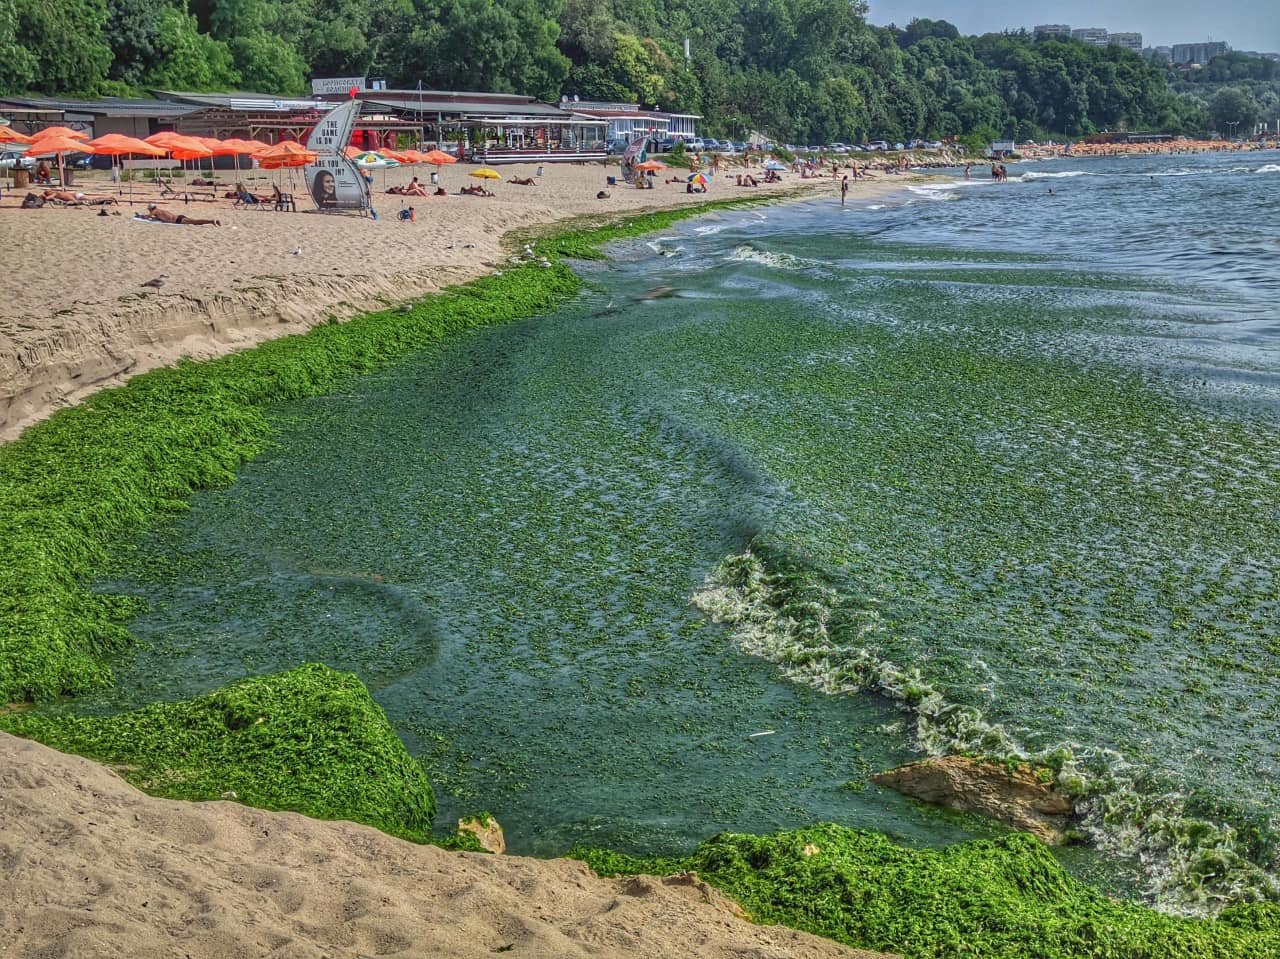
left=255, top=141, right=317, bottom=169
left=27, top=134, right=94, bottom=156
left=0, top=126, right=32, bottom=144
left=421, top=149, right=456, bottom=166
left=87, top=134, right=167, bottom=200
left=32, top=125, right=89, bottom=141
left=26, top=135, right=95, bottom=187
left=87, top=133, right=167, bottom=156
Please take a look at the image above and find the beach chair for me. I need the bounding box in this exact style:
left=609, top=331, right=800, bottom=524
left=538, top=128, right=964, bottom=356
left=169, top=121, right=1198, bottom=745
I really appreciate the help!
left=273, top=185, right=296, bottom=212
left=233, top=183, right=269, bottom=209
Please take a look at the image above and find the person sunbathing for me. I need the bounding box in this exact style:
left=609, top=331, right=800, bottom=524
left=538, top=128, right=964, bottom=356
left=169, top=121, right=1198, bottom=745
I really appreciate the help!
left=141, top=203, right=220, bottom=226
left=398, top=177, right=430, bottom=196
left=507, top=176, right=536, bottom=185
left=460, top=184, right=494, bottom=197
left=41, top=189, right=117, bottom=205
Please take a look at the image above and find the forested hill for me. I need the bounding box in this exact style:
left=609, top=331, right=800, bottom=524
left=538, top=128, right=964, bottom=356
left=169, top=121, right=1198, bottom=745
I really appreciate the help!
left=0, top=0, right=1218, bottom=141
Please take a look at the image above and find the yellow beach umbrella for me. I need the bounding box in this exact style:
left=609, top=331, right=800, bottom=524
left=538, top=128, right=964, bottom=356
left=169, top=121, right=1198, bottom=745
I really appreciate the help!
left=469, top=167, right=501, bottom=180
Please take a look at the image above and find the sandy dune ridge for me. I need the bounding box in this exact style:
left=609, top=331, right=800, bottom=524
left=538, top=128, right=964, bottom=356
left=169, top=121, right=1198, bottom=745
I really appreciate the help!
left=0, top=732, right=894, bottom=959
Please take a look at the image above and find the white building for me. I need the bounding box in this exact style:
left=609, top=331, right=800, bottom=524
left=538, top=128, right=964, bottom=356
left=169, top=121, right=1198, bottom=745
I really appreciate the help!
left=1072, top=28, right=1110, bottom=47
left=1109, top=33, right=1143, bottom=52
left=1034, top=24, right=1072, bottom=40
left=563, top=100, right=700, bottom=142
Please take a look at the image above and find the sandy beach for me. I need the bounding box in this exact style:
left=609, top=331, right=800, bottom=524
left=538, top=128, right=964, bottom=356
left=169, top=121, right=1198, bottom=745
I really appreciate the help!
left=0, top=161, right=920, bottom=442
left=0, top=732, right=894, bottom=959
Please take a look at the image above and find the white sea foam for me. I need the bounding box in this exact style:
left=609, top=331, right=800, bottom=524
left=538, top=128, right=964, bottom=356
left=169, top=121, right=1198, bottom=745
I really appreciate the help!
left=727, top=245, right=813, bottom=270
left=1256, top=163, right=1280, bottom=175
left=906, top=184, right=961, bottom=202
left=692, top=548, right=1280, bottom=915
left=1021, top=170, right=1093, bottom=180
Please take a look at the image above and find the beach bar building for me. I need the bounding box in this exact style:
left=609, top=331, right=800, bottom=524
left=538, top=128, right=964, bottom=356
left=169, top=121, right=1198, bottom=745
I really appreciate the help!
left=1, top=88, right=610, bottom=164
left=327, top=89, right=607, bottom=162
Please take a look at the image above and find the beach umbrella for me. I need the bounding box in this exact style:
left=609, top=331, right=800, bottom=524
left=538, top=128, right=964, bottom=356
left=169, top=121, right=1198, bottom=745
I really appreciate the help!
left=1, top=127, right=32, bottom=189
left=219, top=138, right=269, bottom=181
left=469, top=167, right=501, bottom=180
left=254, top=141, right=317, bottom=169
left=634, top=160, right=666, bottom=172
left=350, top=151, right=390, bottom=168
left=763, top=160, right=787, bottom=171
left=87, top=133, right=167, bottom=201
left=33, top=125, right=89, bottom=141
left=686, top=171, right=709, bottom=189
left=420, top=149, right=457, bottom=185
left=28, top=134, right=96, bottom=187
left=422, top=149, right=457, bottom=166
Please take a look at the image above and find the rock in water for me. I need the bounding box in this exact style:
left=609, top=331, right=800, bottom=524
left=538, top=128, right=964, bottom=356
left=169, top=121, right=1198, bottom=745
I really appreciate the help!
left=456, top=814, right=505, bottom=854
left=871, top=757, right=1073, bottom=844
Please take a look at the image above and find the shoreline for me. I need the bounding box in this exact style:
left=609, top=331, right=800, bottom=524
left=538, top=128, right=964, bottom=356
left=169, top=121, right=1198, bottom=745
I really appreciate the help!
left=2, top=175, right=1278, bottom=957
left=0, top=163, right=921, bottom=443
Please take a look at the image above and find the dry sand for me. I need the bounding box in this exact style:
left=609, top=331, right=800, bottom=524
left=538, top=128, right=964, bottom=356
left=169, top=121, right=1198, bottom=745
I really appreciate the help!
left=0, top=732, right=895, bottom=959
left=0, top=161, right=920, bottom=442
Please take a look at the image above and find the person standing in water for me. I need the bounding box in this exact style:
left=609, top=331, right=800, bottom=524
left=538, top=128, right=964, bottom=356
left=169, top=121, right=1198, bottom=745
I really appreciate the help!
left=841, top=174, right=849, bottom=207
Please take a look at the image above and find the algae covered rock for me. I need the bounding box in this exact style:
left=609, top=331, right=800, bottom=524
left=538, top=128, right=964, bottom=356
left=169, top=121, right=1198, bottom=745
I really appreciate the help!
left=456, top=813, right=506, bottom=854
left=0, top=663, right=435, bottom=841
left=871, top=756, right=1072, bottom=844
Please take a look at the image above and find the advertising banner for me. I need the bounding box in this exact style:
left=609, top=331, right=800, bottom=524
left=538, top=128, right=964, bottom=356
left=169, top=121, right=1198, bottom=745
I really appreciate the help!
left=303, top=100, right=369, bottom=211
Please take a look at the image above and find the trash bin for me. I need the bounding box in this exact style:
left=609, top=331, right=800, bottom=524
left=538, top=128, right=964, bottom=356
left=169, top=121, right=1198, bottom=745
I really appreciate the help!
left=13, top=168, right=29, bottom=189
left=430, top=171, right=438, bottom=185
left=536, top=165, right=545, bottom=178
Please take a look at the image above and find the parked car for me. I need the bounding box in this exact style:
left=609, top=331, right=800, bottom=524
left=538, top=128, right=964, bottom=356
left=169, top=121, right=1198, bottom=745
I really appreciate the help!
left=733, top=141, right=747, bottom=153
left=605, top=139, right=629, bottom=155
left=718, top=138, right=735, bottom=152
left=868, top=140, right=889, bottom=151
left=924, top=140, right=944, bottom=149
left=685, top=137, right=707, bottom=151
left=0, top=151, right=34, bottom=170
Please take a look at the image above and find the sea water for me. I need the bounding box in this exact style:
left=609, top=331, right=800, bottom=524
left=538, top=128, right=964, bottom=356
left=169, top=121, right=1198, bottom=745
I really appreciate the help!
left=86, top=151, right=1280, bottom=911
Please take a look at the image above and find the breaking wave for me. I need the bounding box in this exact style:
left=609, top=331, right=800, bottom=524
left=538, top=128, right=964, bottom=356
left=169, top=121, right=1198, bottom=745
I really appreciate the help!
left=692, top=545, right=1280, bottom=916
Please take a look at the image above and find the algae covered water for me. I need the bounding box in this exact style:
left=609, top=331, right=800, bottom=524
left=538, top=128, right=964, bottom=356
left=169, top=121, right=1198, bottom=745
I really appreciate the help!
left=92, top=151, right=1279, bottom=909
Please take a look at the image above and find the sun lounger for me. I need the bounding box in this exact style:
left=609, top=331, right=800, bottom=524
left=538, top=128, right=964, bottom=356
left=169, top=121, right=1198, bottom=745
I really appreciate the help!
left=274, top=185, right=296, bottom=212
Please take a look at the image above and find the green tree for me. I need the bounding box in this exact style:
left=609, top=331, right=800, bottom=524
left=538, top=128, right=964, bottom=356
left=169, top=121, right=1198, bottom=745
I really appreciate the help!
left=145, top=7, right=239, bottom=90
left=15, top=0, right=113, bottom=94
left=1209, top=86, right=1260, bottom=136
left=0, top=0, right=38, bottom=93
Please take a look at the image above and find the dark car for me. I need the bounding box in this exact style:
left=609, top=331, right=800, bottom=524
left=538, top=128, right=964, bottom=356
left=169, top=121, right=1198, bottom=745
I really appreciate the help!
left=606, top=139, right=630, bottom=155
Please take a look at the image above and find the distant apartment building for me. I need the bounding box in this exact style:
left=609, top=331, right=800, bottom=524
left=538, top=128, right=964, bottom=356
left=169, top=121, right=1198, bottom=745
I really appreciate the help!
left=1144, top=46, right=1173, bottom=62
left=1108, top=33, right=1143, bottom=51
left=1071, top=28, right=1110, bottom=46
left=1034, top=24, right=1072, bottom=40
left=1171, top=41, right=1229, bottom=65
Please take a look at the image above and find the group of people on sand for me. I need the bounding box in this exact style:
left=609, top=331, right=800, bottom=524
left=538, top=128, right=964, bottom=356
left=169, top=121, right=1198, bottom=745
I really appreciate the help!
left=387, top=177, right=446, bottom=198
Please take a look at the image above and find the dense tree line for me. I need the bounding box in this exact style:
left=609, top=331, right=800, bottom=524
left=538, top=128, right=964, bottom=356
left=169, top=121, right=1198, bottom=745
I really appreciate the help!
left=0, top=0, right=1258, bottom=141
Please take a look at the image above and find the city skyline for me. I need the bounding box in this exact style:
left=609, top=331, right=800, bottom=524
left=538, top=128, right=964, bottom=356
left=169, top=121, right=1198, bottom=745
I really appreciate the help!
left=867, top=1, right=1279, bottom=54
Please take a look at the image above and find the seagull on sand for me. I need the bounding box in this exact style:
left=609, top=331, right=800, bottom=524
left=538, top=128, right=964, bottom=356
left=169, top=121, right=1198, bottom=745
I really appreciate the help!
left=292, top=247, right=303, bottom=255
left=140, top=274, right=168, bottom=289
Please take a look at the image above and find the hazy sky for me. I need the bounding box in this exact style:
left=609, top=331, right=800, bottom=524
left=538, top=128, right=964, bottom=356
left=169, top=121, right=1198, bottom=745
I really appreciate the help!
left=866, top=1, right=1280, bottom=52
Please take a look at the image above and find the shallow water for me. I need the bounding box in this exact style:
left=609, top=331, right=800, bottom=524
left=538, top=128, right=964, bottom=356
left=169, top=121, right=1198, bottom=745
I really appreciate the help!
left=84, top=151, right=1279, bottom=906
